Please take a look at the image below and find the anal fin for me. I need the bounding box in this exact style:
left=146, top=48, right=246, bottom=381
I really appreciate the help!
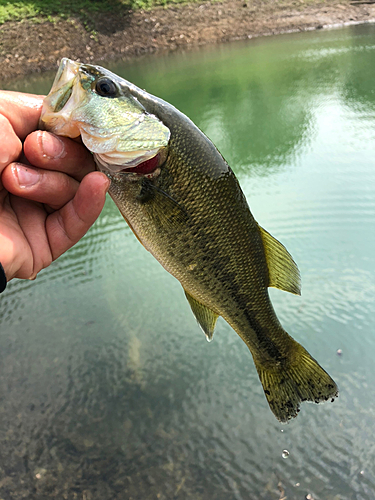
left=184, top=291, right=219, bottom=342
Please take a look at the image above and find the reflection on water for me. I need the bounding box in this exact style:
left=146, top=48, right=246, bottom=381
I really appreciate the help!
left=1, top=24, right=375, bottom=499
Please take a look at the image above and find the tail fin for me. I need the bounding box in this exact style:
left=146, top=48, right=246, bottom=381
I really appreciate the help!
left=255, top=342, right=338, bottom=423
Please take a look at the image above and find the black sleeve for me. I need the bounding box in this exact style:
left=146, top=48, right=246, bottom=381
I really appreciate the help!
left=0, top=262, right=7, bottom=293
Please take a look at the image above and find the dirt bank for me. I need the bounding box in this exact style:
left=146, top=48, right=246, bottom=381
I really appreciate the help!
left=1, top=0, right=375, bottom=83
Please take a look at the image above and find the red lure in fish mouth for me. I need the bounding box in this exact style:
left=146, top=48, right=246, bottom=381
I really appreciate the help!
left=120, top=147, right=169, bottom=176
left=123, top=153, right=160, bottom=175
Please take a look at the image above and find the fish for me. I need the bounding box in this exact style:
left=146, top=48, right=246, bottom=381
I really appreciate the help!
left=40, top=58, right=338, bottom=422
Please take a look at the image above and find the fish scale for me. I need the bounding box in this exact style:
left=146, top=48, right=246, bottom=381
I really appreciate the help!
left=40, top=58, right=338, bottom=422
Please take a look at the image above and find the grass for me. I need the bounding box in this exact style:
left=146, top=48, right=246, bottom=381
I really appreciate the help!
left=0, top=0, right=188, bottom=25
left=0, top=0, right=126, bottom=25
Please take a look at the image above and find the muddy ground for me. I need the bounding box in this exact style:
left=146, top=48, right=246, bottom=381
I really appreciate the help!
left=1, top=0, right=375, bottom=84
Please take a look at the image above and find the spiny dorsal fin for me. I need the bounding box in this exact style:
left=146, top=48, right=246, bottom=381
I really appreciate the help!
left=184, top=290, right=219, bottom=342
left=258, top=225, right=301, bottom=295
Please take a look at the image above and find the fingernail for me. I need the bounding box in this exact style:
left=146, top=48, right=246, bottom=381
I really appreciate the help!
left=14, top=165, right=41, bottom=188
left=40, top=131, right=65, bottom=159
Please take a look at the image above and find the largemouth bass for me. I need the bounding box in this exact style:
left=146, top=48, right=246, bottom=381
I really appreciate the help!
left=40, top=58, right=338, bottom=422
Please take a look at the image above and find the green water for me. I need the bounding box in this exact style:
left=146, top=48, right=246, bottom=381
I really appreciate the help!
left=1, top=24, right=375, bottom=499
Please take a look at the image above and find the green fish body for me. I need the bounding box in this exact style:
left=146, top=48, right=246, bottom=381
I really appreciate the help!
left=40, top=59, right=338, bottom=422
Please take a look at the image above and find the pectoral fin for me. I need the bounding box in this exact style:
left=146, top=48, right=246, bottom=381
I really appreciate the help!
left=184, top=291, right=219, bottom=342
left=258, top=225, right=301, bottom=295
left=137, top=178, right=189, bottom=229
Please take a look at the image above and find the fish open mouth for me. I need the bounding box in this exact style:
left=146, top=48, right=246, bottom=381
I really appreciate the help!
left=54, top=85, right=73, bottom=113
left=39, top=58, right=82, bottom=137
left=46, top=58, right=80, bottom=113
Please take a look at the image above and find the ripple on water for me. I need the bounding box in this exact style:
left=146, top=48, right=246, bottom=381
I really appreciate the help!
left=1, top=24, right=375, bottom=500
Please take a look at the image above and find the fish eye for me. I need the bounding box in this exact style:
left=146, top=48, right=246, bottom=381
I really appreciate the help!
left=95, top=78, right=118, bottom=97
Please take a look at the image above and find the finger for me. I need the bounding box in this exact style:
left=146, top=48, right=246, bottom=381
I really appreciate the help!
left=0, top=113, right=22, bottom=173
left=6, top=195, right=51, bottom=280
left=0, top=91, right=43, bottom=140
left=46, top=172, right=109, bottom=260
left=24, top=131, right=96, bottom=181
left=2, top=162, right=80, bottom=210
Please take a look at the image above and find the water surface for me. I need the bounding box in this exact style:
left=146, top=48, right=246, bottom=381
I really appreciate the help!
left=1, top=24, right=375, bottom=500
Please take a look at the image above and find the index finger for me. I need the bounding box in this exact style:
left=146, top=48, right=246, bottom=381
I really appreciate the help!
left=0, top=91, right=43, bottom=139
left=0, top=92, right=43, bottom=175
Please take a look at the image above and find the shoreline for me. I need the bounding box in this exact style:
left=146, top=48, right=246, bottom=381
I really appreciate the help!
left=1, top=0, right=375, bottom=84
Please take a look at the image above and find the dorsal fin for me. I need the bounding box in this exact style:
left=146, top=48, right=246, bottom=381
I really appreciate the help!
left=258, top=225, right=301, bottom=295
left=184, top=290, right=219, bottom=342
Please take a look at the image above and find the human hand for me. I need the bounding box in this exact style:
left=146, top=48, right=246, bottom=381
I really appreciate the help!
left=0, top=91, right=110, bottom=283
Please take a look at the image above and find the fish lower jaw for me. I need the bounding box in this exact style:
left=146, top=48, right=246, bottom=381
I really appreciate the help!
left=39, top=113, right=81, bottom=138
